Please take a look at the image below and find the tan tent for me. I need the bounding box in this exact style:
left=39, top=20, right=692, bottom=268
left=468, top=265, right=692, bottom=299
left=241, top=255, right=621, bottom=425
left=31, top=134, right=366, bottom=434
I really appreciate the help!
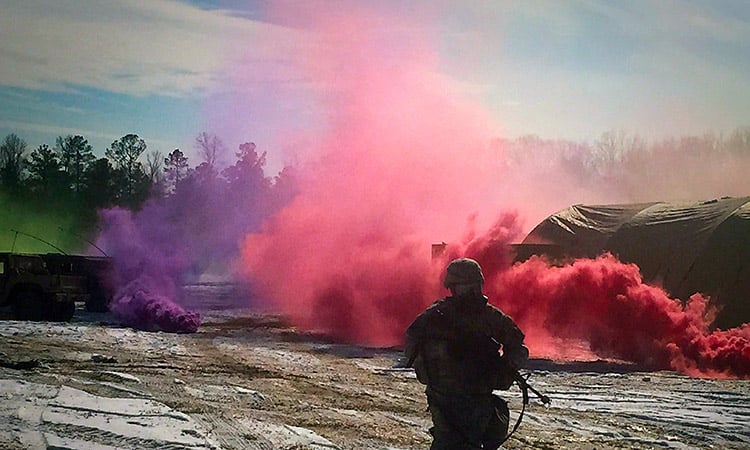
left=518, top=197, right=750, bottom=329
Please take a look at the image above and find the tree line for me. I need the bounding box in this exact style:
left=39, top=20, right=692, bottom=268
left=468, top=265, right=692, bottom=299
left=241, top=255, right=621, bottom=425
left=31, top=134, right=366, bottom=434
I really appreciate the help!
left=3, top=125, right=748, bottom=240
left=0, top=131, right=298, bottom=239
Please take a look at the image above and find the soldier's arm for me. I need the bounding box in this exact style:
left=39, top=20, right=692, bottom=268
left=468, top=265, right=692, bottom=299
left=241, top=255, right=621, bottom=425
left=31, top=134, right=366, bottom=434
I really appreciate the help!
left=404, top=308, right=441, bottom=384
left=404, top=298, right=447, bottom=357
left=493, top=310, right=529, bottom=369
left=404, top=310, right=430, bottom=364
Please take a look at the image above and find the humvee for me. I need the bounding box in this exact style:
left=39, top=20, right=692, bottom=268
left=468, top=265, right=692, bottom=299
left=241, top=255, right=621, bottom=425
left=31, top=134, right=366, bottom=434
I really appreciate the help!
left=41, top=253, right=113, bottom=312
left=0, top=252, right=89, bottom=321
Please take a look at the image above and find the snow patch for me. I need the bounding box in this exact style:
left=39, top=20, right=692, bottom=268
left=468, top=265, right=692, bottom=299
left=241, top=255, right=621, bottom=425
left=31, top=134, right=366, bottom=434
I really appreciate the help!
left=237, top=417, right=340, bottom=449
left=0, top=379, right=218, bottom=449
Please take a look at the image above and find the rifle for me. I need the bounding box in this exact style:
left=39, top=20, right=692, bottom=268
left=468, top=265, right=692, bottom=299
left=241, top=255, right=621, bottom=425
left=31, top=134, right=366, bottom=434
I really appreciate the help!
left=495, top=369, right=550, bottom=447
left=488, top=336, right=549, bottom=402
left=513, top=370, right=551, bottom=405
left=489, top=333, right=550, bottom=446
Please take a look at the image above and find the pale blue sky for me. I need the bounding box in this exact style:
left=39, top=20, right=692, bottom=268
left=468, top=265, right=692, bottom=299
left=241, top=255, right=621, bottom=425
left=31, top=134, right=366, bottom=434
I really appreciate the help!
left=1, top=0, right=748, bottom=170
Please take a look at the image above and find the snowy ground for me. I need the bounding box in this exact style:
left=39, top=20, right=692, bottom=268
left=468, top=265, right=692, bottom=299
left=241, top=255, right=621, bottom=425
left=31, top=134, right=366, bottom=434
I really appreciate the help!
left=0, top=283, right=748, bottom=449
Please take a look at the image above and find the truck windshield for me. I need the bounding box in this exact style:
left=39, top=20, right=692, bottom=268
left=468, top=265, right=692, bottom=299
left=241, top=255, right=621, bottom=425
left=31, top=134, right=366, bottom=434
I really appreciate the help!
left=16, top=256, right=47, bottom=274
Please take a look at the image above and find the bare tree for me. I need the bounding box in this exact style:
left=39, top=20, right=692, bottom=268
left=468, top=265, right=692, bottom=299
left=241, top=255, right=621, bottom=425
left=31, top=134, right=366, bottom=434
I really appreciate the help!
left=0, top=133, right=27, bottom=192
left=194, top=131, right=224, bottom=169
left=590, top=130, right=644, bottom=176
left=146, top=150, right=164, bottom=184
left=727, top=126, right=750, bottom=154
left=145, top=150, right=166, bottom=197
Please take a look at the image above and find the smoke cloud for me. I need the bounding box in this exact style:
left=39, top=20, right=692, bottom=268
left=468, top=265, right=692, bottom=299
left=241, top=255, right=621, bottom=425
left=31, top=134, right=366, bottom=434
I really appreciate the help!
left=433, top=218, right=750, bottom=378
left=487, top=253, right=749, bottom=378
left=98, top=207, right=200, bottom=333
left=96, top=150, right=294, bottom=333
left=240, top=2, right=510, bottom=346
left=237, top=3, right=749, bottom=378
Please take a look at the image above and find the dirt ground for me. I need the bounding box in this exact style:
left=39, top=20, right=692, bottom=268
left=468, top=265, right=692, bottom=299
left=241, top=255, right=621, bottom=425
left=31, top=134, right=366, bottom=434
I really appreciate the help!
left=0, top=301, right=748, bottom=450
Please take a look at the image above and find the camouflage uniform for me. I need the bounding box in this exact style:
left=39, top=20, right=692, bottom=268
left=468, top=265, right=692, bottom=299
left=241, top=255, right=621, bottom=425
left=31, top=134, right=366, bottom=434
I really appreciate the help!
left=405, top=259, right=528, bottom=450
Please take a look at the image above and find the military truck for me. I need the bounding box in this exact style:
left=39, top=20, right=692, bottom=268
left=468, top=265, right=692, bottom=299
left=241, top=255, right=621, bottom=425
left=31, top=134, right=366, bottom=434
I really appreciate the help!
left=0, top=252, right=89, bottom=321
left=41, top=253, right=113, bottom=312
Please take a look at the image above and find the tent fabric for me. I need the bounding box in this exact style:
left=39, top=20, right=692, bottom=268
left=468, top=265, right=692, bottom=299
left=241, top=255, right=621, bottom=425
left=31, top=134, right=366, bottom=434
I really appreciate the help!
left=521, top=197, right=750, bottom=329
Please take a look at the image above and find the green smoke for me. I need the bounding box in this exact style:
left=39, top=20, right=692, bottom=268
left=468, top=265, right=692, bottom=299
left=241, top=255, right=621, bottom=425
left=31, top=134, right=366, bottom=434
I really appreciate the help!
left=0, top=192, right=94, bottom=255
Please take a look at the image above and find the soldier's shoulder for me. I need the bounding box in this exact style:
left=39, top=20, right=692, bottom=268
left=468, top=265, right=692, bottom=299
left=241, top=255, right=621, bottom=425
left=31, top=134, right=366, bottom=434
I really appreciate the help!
left=416, top=297, right=457, bottom=320
left=422, top=297, right=451, bottom=314
left=483, top=302, right=516, bottom=324
left=484, top=300, right=508, bottom=316
left=407, top=298, right=450, bottom=333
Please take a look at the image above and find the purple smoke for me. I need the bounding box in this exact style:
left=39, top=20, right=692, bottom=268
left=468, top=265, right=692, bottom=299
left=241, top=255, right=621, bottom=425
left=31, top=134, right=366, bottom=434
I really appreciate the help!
left=110, top=278, right=201, bottom=333
left=98, top=207, right=201, bottom=333
left=96, top=141, right=297, bottom=333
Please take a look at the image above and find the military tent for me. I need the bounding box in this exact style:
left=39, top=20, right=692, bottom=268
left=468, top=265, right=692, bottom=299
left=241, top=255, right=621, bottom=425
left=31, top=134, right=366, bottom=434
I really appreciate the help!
left=517, top=197, right=750, bottom=329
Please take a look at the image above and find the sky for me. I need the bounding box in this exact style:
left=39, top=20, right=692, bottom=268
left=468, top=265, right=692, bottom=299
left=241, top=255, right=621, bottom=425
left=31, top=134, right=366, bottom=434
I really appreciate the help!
left=0, top=0, right=748, bottom=172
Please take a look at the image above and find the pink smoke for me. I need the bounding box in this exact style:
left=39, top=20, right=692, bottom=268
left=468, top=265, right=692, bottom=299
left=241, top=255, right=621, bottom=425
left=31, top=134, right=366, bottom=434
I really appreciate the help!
left=236, top=3, right=749, bottom=378
left=240, top=3, right=510, bottom=345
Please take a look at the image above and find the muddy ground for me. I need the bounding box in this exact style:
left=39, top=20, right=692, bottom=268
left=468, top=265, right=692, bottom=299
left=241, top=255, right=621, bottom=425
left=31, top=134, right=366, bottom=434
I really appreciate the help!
left=0, top=287, right=748, bottom=450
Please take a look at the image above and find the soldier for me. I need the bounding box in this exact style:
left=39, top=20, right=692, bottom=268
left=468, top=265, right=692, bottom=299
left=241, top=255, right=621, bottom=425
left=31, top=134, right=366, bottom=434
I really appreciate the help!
left=405, top=257, right=529, bottom=449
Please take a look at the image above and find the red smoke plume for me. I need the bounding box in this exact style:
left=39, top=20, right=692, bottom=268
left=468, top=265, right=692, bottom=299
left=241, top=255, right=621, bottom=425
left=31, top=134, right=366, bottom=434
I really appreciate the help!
left=483, top=254, right=749, bottom=378
left=437, top=220, right=750, bottom=378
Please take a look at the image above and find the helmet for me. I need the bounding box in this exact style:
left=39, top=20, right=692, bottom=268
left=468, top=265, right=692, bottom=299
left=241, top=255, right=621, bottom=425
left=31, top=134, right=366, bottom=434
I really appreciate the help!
left=443, top=258, right=485, bottom=288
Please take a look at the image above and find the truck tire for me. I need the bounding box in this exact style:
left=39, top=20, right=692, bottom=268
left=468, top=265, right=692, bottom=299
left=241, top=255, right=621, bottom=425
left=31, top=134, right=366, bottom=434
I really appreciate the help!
left=85, top=295, right=110, bottom=313
left=51, top=300, right=76, bottom=322
left=11, top=290, right=46, bottom=321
